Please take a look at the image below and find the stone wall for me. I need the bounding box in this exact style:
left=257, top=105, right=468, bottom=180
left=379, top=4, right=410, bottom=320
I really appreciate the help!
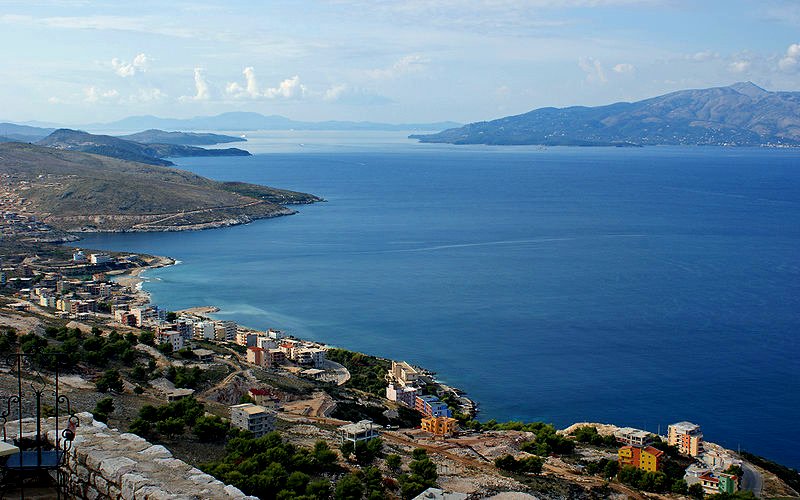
left=6, top=412, right=257, bottom=499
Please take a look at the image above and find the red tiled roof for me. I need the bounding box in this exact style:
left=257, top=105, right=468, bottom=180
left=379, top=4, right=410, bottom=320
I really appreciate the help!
left=643, top=446, right=665, bottom=457
left=248, top=346, right=265, bottom=352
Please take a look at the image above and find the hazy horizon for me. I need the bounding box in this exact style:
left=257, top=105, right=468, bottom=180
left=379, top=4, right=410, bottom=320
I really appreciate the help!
left=2, top=1, right=800, bottom=126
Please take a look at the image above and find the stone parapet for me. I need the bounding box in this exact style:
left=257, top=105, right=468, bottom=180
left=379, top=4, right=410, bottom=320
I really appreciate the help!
left=4, top=413, right=257, bottom=499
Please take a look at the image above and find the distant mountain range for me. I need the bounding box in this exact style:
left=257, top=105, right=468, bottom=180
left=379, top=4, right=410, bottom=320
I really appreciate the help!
left=411, top=82, right=800, bottom=147
left=36, top=129, right=250, bottom=166
left=84, top=112, right=460, bottom=133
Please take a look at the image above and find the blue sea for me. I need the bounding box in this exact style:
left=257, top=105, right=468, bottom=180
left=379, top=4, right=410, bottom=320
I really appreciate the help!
left=78, top=132, right=800, bottom=468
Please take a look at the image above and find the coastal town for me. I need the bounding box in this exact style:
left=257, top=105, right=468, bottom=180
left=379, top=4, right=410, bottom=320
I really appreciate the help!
left=0, top=242, right=796, bottom=499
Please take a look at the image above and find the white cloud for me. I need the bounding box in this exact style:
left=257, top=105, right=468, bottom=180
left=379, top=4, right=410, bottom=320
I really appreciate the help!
left=579, top=57, right=606, bottom=83
left=728, top=60, right=751, bottom=73
left=84, top=86, right=118, bottom=102
left=612, top=63, right=635, bottom=74
left=226, top=67, right=262, bottom=98
left=687, top=50, right=719, bottom=62
left=264, top=75, right=307, bottom=99
left=367, top=55, right=428, bottom=79
left=180, top=68, right=210, bottom=101
left=111, top=53, right=149, bottom=77
left=47, top=96, right=63, bottom=104
left=779, top=43, right=800, bottom=72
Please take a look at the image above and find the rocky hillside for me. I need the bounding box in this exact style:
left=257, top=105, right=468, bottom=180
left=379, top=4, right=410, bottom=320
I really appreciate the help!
left=0, top=142, right=320, bottom=232
left=118, top=129, right=245, bottom=145
left=411, top=82, right=800, bottom=146
left=37, top=129, right=250, bottom=166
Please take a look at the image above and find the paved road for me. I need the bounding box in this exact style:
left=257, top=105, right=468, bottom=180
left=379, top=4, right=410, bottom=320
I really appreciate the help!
left=741, top=462, right=763, bottom=496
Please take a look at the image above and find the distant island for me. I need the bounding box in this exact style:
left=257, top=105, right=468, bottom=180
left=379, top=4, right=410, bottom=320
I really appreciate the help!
left=118, top=129, right=246, bottom=145
left=36, top=129, right=251, bottom=166
left=411, top=82, right=800, bottom=147
left=0, top=142, right=319, bottom=233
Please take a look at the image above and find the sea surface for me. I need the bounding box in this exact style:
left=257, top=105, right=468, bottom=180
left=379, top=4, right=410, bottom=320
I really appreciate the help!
left=78, top=132, right=800, bottom=468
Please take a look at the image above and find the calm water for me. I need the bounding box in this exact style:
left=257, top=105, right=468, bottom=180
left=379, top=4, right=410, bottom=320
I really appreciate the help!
left=79, top=133, right=800, bottom=468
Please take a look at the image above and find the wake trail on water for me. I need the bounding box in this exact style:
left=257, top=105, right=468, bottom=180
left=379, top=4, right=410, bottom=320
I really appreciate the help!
left=379, top=234, right=648, bottom=254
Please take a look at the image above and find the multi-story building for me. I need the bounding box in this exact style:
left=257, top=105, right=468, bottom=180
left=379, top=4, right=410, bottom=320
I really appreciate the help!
left=219, top=320, right=237, bottom=342
left=698, top=471, right=739, bottom=495
left=193, top=321, right=216, bottom=340
left=389, top=361, right=419, bottom=388
left=89, top=253, right=112, bottom=265
left=176, top=318, right=193, bottom=340
left=246, top=346, right=268, bottom=367
left=236, top=331, right=259, bottom=347
left=256, top=336, right=276, bottom=350
left=386, top=384, right=418, bottom=408
left=294, top=348, right=326, bottom=368
left=668, top=421, right=703, bottom=457
left=421, top=416, right=458, bottom=438
left=614, top=427, right=651, bottom=447
left=338, top=420, right=379, bottom=445
left=159, top=331, right=185, bottom=352
left=415, top=395, right=452, bottom=418
left=230, top=403, right=276, bottom=438
left=267, top=349, right=286, bottom=366
left=618, top=445, right=664, bottom=472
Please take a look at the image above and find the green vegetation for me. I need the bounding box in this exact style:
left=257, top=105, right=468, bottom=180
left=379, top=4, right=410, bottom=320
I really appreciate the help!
left=325, top=349, right=390, bottom=396
left=201, top=432, right=341, bottom=500
left=397, top=449, right=438, bottom=499
left=688, top=482, right=705, bottom=499
left=617, top=465, right=669, bottom=492
left=128, top=397, right=210, bottom=441
left=340, top=438, right=383, bottom=465
left=92, top=397, right=115, bottom=423
left=95, top=369, right=123, bottom=392
left=583, top=458, right=618, bottom=479
left=570, top=426, right=617, bottom=448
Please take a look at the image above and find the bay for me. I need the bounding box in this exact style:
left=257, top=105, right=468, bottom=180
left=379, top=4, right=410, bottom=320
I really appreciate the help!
left=78, top=132, right=800, bottom=468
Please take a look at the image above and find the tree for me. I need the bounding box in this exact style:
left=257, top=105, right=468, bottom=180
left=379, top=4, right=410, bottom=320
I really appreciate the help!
left=193, top=415, right=229, bottom=442
left=157, top=342, right=173, bottom=355
left=334, top=473, right=364, bottom=500
left=603, top=459, right=619, bottom=479
left=93, top=397, right=115, bottom=423
left=155, top=417, right=184, bottom=438
left=340, top=441, right=355, bottom=461
left=286, top=471, right=310, bottom=493
left=412, top=448, right=428, bottom=461
left=312, top=440, right=338, bottom=471
left=129, top=418, right=152, bottom=437
left=672, top=479, right=689, bottom=494
left=386, top=453, right=402, bottom=471
left=95, top=369, right=123, bottom=392
left=306, top=479, right=331, bottom=498
left=139, top=331, right=155, bottom=346
left=688, top=482, right=705, bottom=499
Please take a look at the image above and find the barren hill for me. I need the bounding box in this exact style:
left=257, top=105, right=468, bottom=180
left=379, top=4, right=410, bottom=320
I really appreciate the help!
left=0, top=142, right=320, bottom=232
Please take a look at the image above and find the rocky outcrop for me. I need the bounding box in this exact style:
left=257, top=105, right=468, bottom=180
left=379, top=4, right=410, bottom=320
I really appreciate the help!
left=6, top=413, right=256, bottom=499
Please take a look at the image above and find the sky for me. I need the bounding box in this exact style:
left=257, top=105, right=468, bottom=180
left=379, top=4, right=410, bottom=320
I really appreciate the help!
left=2, top=0, right=800, bottom=125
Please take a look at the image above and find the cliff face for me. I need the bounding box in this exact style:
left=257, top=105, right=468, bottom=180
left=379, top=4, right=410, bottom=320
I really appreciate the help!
left=412, top=82, right=800, bottom=146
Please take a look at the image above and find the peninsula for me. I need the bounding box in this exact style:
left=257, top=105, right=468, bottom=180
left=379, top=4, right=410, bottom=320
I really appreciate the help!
left=0, top=142, right=320, bottom=234
left=37, top=129, right=251, bottom=166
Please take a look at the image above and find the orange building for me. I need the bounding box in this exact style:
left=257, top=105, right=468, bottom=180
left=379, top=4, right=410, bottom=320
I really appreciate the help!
left=618, top=445, right=664, bottom=472
left=421, top=416, right=458, bottom=438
